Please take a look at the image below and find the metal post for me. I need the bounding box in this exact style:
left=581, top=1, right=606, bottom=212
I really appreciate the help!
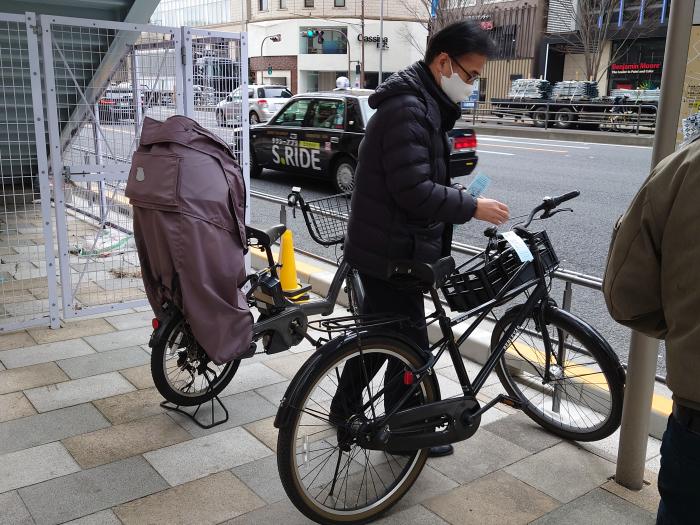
left=26, top=12, right=61, bottom=329
left=92, top=104, right=107, bottom=227
left=543, top=42, right=550, bottom=79
left=131, top=47, right=142, bottom=139
left=360, top=0, right=365, bottom=88
left=615, top=0, right=694, bottom=491
left=379, top=0, right=384, bottom=82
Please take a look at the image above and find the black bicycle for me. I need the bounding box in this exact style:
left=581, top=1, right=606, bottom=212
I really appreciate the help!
left=274, top=191, right=626, bottom=524
left=149, top=188, right=363, bottom=408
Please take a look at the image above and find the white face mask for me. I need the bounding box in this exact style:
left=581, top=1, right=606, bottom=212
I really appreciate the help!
left=440, top=60, right=474, bottom=104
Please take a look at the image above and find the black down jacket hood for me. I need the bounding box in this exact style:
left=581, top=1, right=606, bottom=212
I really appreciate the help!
left=344, top=61, right=477, bottom=280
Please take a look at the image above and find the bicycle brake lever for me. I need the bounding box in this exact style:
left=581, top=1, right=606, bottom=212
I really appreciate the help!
left=542, top=208, right=573, bottom=219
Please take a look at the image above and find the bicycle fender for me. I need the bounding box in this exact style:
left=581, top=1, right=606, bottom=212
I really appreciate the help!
left=273, top=329, right=439, bottom=429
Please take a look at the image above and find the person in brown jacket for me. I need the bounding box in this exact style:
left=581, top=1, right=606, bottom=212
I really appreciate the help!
left=603, top=135, right=700, bottom=525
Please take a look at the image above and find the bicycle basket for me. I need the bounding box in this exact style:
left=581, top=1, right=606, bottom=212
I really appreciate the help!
left=299, top=193, right=351, bottom=246
left=441, top=231, right=559, bottom=313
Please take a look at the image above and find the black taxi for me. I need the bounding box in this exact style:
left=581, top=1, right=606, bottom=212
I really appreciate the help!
left=250, top=89, right=478, bottom=193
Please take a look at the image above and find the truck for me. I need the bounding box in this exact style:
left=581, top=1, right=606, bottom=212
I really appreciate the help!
left=488, top=81, right=659, bottom=133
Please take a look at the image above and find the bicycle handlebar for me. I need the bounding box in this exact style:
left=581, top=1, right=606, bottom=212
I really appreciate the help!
left=521, top=190, right=580, bottom=229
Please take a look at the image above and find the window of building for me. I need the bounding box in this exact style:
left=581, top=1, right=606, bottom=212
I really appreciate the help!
left=280, top=0, right=287, bottom=7
left=300, top=27, right=347, bottom=54
left=304, top=0, right=314, bottom=7
left=273, top=99, right=311, bottom=126
left=491, top=25, right=517, bottom=59
left=334, top=0, right=345, bottom=6
left=259, top=0, right=268, bottom=11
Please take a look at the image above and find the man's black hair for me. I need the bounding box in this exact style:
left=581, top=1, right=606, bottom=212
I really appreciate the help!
left=425, top=21, right=495, bottom=64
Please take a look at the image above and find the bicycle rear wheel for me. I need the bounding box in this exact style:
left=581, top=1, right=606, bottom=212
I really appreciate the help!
left=277, top=335, right=438, bottom=524
left=491, top=304, right=624, bottom=441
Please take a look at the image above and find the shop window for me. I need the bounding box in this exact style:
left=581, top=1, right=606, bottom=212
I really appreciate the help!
left=334, top=0, right=345, bottom=6
left=300, top=27, right=347, bottom=54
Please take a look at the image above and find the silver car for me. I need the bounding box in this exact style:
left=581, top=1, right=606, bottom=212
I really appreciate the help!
left=216, top=84, right=292, bottom=126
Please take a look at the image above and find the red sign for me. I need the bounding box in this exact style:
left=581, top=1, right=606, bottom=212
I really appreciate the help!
left=611, top=62, right=662, bottom=74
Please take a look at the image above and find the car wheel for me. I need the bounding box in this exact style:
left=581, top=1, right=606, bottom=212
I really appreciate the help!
left=216, top=110, right=227, bottom=127
left=250, top=112, right=260, bottom=125
left=332, top=156, right=356, bottom=193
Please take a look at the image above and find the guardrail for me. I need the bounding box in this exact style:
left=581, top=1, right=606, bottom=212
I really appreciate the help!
left=463, top=101, right=658, bottom=135
left=251, top=189, right=665, bottom=383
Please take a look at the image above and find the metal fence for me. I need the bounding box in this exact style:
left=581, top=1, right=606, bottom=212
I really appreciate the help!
left=0, top=12, right=248, bottom=330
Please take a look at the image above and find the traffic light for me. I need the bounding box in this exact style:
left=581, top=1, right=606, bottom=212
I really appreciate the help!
left=303, top=30, right=324, bottom=44
left=355, top=63, right=361, bottom=75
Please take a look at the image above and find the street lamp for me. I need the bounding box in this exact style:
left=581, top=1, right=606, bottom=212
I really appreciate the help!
left=260, top=33, right=282, bottom=57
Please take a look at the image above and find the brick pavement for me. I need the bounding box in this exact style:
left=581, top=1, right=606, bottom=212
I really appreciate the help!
left=0, top=312, right=662, bottom=525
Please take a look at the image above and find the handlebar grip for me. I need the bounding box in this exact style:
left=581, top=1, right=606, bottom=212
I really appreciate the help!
left=551, top=191, right=580, bottom=207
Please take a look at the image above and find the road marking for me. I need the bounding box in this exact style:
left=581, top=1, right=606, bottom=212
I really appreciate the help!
left=478, top=150, right=515, bottom=156
left=475, top=133, right=652, bottom=149
left=480, top=137, right=590, bottom=149
left=480, top=144, right=568, bottom=154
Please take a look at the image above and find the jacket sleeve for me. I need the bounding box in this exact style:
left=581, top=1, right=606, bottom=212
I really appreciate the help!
left=380, top=103, right=476, bottom=224
left=602, top=170, right=667, bottom=339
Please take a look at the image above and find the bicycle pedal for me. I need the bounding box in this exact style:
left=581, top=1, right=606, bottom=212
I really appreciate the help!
left=498, top=395, right=523, bottom=410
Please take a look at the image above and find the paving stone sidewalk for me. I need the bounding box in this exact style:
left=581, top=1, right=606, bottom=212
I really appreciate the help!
left=0, top=312, right=663, bottom=525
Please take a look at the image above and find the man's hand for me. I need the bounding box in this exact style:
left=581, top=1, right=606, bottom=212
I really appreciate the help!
left=474, top=198, right=510, bottom=225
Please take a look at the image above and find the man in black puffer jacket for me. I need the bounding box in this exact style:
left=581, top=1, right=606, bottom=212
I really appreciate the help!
left=338, top=21, right=509, bottom=458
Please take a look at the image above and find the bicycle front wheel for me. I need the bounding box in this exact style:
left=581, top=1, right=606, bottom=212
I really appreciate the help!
left=491, top=305, right=624, bottom=442
left=277, top=335, right=438, bottom=524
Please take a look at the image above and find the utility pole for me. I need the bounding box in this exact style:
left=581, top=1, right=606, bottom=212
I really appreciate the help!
left=360, top=0, right=365, bottom=88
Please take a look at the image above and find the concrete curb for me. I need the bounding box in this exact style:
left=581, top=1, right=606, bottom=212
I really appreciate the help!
left=250, top=247, right=668, bottom=439
left=457, top=121, right=654, bottom=147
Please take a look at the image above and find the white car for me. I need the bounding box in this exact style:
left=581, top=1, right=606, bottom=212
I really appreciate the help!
left=215, top=84, right=292, bottom=126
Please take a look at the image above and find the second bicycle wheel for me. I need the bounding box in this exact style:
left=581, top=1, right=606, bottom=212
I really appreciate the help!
left=491, top=304, right=624, bottom=442
left=277, top=335, right=439, bottom=524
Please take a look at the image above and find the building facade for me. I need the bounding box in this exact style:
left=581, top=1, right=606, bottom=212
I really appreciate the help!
left=542, top=0, right=669, bottom=95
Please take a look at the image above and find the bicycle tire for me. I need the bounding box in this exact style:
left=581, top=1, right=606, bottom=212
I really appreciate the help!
left=491, top=304, right=624, bottom=442
left=277, top=335, right=438, bottom=524
left=151, top=310, right=240, bottom=406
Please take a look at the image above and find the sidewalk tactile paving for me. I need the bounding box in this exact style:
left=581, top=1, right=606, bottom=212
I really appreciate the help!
left=0, top=362, right=69, bottom=395
left=92, top=387, right=167, bottom=425
left=83, top=327, right=152, bottom=353
left=424, top=470, right=559, bottom=525
left=429, top=428, right=531, bottom=484
left=218, top=362, right=288, bottom=397
left=119, top=364, right=154, bottom=390
left=483, top=413, right=562, bottom=453
left=62, top=414, right=192, bottom=469
left=530, top=488, right=655, bottom=525
left=143, top=426, right=272, bottom=486
left=505, top=442, right=616, bottom=503
left=166, top=390, right=278, bottom=438
left=62, top=510, right=122, bottom=525
left=0, top=392, right=37, bottom=423
left=57, top=346, right=150, bottom=379
left=24, top=372, right=136, bottom=412
left=28, top=319, right=115, bottom=345
left=18, top=456, right=169, bottom=525
left=114, top=471, right=265, bottom=525
left=0, top=403, right=110, bottom=456
left=0, top=442, right=81, bottom=493
left=0, top=339, right=95, bottom=369
left=0, top=490, right=33, bottom=525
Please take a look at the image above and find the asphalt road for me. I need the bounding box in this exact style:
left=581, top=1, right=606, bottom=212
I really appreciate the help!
left=249, top=134, right=666, bottom=375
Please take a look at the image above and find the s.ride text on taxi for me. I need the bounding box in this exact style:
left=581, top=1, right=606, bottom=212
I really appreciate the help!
left=272, top=144, right=321, bottom=170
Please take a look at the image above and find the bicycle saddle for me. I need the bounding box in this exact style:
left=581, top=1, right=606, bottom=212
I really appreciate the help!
left=246, top=224, right=286, bottom=247
left=388, top=257, right=456, bottom=289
